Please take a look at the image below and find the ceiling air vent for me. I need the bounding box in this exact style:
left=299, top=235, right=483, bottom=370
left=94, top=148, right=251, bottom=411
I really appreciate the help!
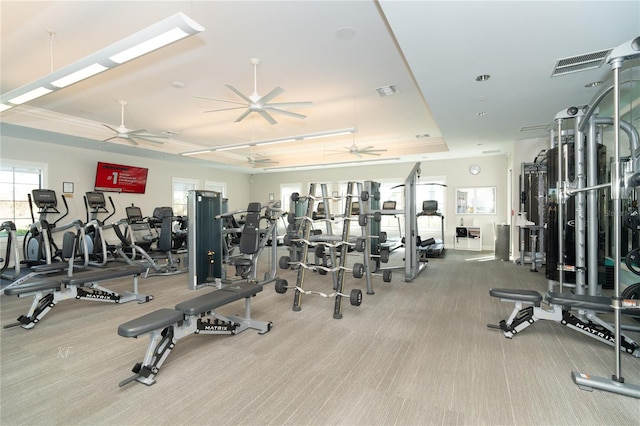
left=375, top=85, right=399, bottom=97
left=520, top=124, right=550, bottom=132
left=551, top=49, right=611, bottom=77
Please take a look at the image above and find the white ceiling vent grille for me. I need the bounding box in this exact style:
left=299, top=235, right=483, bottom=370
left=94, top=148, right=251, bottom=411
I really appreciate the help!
left=520, top=124, right=550, bottom=132
left=551, top=49, right=611, bottom=77
left=375, top=85, right=399, bottom=97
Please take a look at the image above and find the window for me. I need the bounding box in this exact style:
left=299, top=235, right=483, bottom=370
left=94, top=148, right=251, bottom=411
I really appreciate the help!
left=280, top=183, right=302, bottom=213
left=172, top=177, right=198, bottom=216
left=456, top=187, right=496, bottom=214
left=416, top=177, right=446, bottom=235
left=205, top=181, right=226, bottom=198
left=0, top=161, right=46, bottom=234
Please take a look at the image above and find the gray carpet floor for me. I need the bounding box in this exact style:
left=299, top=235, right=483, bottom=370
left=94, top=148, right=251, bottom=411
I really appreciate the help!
left=1, top=248, right=639, bottom=425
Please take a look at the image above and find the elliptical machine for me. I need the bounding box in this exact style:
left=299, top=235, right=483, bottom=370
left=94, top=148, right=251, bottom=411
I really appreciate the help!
left=83, top=191, right=116, bottom=266
left=23, top=189, right=69, bottom=266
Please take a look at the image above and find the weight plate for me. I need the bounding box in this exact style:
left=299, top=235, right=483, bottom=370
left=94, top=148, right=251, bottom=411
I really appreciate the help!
left=625, top=248, right=640, bottom=275
left=279, top=256, right=291, bottom=270
left=350, top=289, right=363, bottom=306
left=275, top=279, right=288, bottom=294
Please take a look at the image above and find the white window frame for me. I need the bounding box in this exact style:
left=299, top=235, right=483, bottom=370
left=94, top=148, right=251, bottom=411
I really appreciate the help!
left=205, top=181, right=226, bottom=197
left=172, top=177, right=199, bottom=216
left=456, top=187, right=496, bottom=215
left=280, top=183, right=302, bottom=214
left=0, top=159, right=47, bottom=233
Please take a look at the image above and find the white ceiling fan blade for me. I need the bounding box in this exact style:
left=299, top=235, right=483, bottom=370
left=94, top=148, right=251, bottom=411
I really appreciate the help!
left=102, top=124, right=119, bottom=133
left=103, top=135, right=118, bottom=142
left=361, top=151, right=382, bottom=156
left=257, top=86, right=284, bottom=105
left=118, top=136, right=138, bottom=146
left=127, top=129, right=149, bottom=135
left=267, top=101, right=313, bottom=107
left=129, top=129, right=169, bottom=139
left=132, top=135, right=165, bottom=145
left=204, top=106, right=248, bottom=113
left=194, top=95, right=247, bottom=106
left=225, top=84, right=254, bottom=104
left=234, top=109, right=253, bottom=123
left=264, top=107, right=307, bottom=120
left=258, top=110, right=277, bottom=125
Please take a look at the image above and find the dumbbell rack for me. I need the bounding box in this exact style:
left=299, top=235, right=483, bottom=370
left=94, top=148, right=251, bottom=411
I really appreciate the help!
left=290, top=182, right=365, bottom=319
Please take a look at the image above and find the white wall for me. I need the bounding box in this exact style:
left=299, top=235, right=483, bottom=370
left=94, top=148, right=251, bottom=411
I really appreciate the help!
left=249, top=156, right=509, bottom=250
left=3, top=134, right=510, bottom=252
left=1, top=135, right=252, bottom=220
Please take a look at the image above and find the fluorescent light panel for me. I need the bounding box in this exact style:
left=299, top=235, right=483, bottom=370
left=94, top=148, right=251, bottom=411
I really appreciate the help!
left=9, top=87, right=53, bottom=104
left=180, top=128, right=357, bottom=156
left=109, top=27, right=190, bottom=64
left=216, top=144, right=251, bottom=152
left=182, top=149, right=213, bottom=156
left=0, top=12, right=203, bottom=112
left=51, top=63, right=108, bottom=88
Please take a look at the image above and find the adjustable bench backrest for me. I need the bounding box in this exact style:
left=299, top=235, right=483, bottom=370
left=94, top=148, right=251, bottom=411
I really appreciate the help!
left=239, top=202, right=261, bottom=255
left=152, top=207, right=174, bottom=252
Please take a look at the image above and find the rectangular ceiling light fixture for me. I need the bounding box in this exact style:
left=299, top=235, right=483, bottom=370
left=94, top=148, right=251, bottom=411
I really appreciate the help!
left=0, top=12, right=204, bottom=112
left=181, top=128, right=357, bottom=156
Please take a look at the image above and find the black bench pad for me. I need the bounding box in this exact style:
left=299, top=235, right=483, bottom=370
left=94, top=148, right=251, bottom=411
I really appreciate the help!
left=175, top=291, right=240, bottom=316
left=174, top=284, right=263, bottom=316
left=62, top=265, right=147, bottom=286
left=30, top=262, right=67, bottom=274
left=118, top=308, right=184, bottom=337
left=4, top=279, right=61, bottom=295
left=222, top=283, right=263, bottom=299
left=548, top=292, right=612, bottom=312
left=489, top=288, right=543, bottom=303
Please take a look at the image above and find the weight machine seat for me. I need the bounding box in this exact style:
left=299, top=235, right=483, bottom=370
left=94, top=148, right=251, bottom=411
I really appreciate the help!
left=118, top=308, right=184, bottom=338
left=489, top=288, right=543, bottom=304
left=3, top=279, right=61, bottom=295
left=174, top=283, right=263, bottom=316
left=548, top=292, right=613, bottom=312
left=61, top=265, right=148, bottom=286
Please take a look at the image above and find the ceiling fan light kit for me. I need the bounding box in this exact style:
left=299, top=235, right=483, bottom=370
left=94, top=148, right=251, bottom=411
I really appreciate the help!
left=0, top=12, right=203, bottom=112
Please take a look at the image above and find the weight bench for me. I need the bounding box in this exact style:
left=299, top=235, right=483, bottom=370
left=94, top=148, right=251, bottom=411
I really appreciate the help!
left=4, top=265, right=151, bottom=330
left=117, top=282, right=271, bottom=387
left=488, top=288, right=640, bottom=357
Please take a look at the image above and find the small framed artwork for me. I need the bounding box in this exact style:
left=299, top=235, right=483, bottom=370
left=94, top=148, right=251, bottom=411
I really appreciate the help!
left=63, top=182, right=74, bottom=194
left=269, top=193, right=275, bottom=201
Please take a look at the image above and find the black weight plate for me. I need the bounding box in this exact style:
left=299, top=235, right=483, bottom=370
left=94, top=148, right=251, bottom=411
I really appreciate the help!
left=625, top=248, right=640, bottom=275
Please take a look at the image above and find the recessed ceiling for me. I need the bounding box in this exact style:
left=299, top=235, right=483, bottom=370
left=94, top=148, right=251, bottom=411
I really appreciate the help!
left=1, top=1, right=638, bottom=172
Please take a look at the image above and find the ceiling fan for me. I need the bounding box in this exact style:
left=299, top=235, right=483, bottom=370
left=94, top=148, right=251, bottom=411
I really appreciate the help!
left=344, top=142, right=387, bottom=157
left=247, top=155, right=278, bottom=168
left=102, top=100, right=167, bottom=146
left=196, top=58, right=312, bottom=125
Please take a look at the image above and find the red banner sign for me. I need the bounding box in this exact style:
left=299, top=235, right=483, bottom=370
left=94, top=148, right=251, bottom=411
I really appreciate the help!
left=94, top=162, right=148, bottom=194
